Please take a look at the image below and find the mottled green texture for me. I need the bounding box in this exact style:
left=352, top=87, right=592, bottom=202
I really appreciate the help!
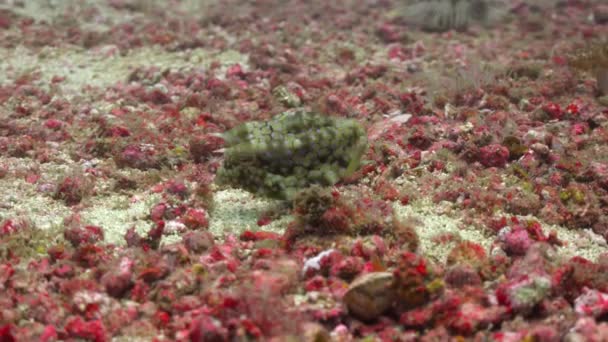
left=216, top=110, right=368, bottom=200
left=398, top=0, right=505, bottom=32
left=272, top=85, right=302, bottom=108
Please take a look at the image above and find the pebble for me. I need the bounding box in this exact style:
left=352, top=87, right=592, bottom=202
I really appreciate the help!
left=342, top=272, right=395, bottom=321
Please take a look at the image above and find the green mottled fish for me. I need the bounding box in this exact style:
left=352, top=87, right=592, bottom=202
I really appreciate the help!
left=215, top=110, right=368, bottom=200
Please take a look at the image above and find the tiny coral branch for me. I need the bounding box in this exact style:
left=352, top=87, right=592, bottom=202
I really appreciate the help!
left=215, top=110, right=368, bottom=200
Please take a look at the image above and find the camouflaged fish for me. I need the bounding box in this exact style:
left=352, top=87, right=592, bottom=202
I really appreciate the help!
left=215, top=110, right=368, bottom=200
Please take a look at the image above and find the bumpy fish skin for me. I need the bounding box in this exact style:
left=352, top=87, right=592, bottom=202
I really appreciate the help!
left=216, top=110, right=368, bottom=200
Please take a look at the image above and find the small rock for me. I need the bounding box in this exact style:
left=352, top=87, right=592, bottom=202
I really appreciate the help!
left=182, top=231, right=215, bottom=254
left=342, top=272, right=395, bottom=321
left=301, top=322, right=331, bottom=342
left=597, top=95, right=608, bottom=107
left=530, top=142, right=550, bottom=157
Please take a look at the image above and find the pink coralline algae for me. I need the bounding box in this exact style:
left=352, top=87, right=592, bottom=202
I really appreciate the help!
left=63, top=316, right=107, bottom=342
left=53, top=175, right=94, bottom=206
left=478, top=144, right=510, bottom=168
left=574, top=287, right=608, bottom=317
left=114, top=144, right=161, bottom=170
left=392, top=252, right=439, bottom=311
left=188, top=133, right=224, bottom=163
left=180, top=208, right=209, bottom=230
left=64, top=225, right=104, bottom=247
left=498, top=227, right=533, bottom=256
left=0, top=220, right=21, bottom=236
left=100, top=256, right=134, bottom=298
left=495, top=275, right=552, bottom=314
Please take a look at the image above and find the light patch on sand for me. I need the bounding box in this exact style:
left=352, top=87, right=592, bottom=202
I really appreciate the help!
left=0, top=45, right=247, bottom=96
left=0, top=175, right=68, bottom=231
left=394, top=198, right=608, bottom=264
left=512, top=214, right=608, bottom=262
left=393, top=198, right=494, bottom=265
left=208, top=188, right=293, bottom=238
left=80, top=192, right=162, bottom=246
left=0, top=157, right=73, bottom=231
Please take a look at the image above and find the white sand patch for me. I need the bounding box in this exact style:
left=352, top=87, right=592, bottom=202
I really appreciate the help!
left=393, top=198, right=608, bottom=264
left=0, top=45, right=247, bottom=96
left=0, top=157, right=72, bottom=231
left=80, top=192, right=162, bottom=246
left=208, top=188, right=293, bottom=238
left=393, top=198, right=494, bottom=265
